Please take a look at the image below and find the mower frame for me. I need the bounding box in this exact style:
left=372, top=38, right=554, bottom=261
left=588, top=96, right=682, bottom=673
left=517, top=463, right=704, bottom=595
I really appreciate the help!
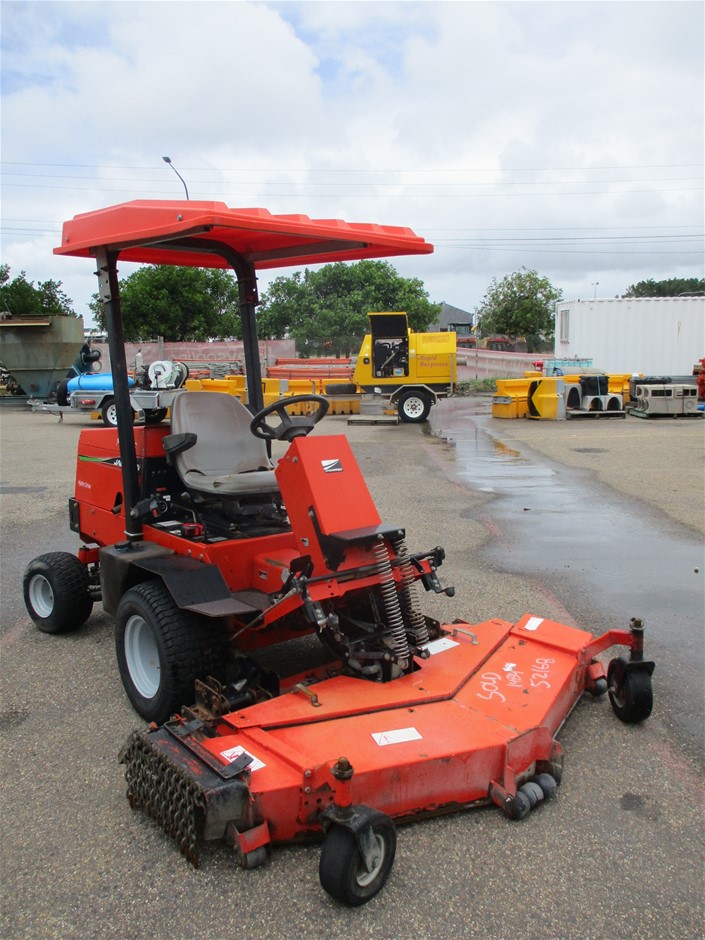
left=22, top=200, right=654, bottom=906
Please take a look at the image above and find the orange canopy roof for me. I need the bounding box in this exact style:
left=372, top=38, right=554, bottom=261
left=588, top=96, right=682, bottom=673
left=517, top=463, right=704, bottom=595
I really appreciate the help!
left=54, top=200, right=433, bottom=270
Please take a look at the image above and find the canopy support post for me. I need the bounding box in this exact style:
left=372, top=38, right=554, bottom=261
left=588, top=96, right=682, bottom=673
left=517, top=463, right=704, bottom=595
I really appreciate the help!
left=220, top=249, right=264, bottom=414
left=95, top=248, right=142, bottom=543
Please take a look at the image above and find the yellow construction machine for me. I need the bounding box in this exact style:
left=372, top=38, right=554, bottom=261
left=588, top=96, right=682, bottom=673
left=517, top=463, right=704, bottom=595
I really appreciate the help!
left=352, top=312, right=457, bottom=422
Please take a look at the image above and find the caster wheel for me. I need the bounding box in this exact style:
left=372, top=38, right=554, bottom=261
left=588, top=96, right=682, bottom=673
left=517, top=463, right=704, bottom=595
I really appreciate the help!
left=319, top=818, right=396, bottom=906
left=239, top=846, right=268, bottom=869
left=509, top=790, right=531, bottom=820
left=534, top=773, right=558, bottom=800
left=607, top=657, right=653, bottom=724
left=519, top=781, right=545, bottom=809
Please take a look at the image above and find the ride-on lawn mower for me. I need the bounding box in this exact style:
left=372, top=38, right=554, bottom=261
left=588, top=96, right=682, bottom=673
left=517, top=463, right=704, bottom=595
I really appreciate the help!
left=23, top=201, right=654, bottom=906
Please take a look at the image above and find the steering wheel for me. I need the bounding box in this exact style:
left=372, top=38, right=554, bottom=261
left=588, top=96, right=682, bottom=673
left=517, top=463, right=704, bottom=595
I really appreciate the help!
left=250, top=395, right=330, bottom=442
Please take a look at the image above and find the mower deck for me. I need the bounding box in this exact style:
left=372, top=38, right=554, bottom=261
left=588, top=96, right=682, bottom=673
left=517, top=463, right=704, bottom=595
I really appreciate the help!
left=121, top=612, right=633, bottom=866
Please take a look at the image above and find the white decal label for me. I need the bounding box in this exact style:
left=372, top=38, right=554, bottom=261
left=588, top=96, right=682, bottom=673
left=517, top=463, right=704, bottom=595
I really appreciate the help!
left=423, top=637, right=459, bottom=655
left=503, top=662, right=517, bottom=672
left=372, top=727, right=422, bottom=747
left=524, top=616, right=544, bottom=632
left=220, top=745, right=266, bottom=771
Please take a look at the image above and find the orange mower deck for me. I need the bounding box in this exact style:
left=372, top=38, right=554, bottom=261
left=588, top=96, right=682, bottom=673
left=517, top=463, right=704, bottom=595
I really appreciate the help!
left=121, top=613, right=644, bottom=868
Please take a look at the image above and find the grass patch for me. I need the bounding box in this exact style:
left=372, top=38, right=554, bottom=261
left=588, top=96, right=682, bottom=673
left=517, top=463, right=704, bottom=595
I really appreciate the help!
left=456, top=378, right=498, bottom=396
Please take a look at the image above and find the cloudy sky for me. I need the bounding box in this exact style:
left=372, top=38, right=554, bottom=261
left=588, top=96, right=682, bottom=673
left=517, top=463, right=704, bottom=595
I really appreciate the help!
left=1, top=0, right=703, bottom=325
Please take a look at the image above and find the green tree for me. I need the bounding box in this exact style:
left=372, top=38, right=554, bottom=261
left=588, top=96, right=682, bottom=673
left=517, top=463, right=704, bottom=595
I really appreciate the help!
left=474, top=268, right=562, bottom=352
left=90, top=265, right=242, bottom=341
left=623, top=277, right=705, bottom=298
left=0, top=264, right=75, bottom=317
left=257, top=260, right=440, bottom=357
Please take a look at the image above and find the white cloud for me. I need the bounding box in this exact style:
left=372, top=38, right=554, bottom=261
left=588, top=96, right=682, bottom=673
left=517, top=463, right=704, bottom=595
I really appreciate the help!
left=1, top=0, right=702, bottom=323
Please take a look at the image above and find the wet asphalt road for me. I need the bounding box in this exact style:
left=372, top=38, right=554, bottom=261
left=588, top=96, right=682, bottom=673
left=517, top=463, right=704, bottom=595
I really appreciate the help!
left=1, top=402, right=703, bottom=940
left=432, top=402, right=705, bottom=762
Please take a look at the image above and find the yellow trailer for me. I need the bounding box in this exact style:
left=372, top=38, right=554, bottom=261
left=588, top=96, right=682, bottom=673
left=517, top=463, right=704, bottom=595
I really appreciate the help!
left=352, top=312, right=457, bottom=422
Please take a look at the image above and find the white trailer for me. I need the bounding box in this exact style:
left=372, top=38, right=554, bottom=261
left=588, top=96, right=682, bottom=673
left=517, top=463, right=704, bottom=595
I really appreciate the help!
left=554, top=297, right=704, bottom=376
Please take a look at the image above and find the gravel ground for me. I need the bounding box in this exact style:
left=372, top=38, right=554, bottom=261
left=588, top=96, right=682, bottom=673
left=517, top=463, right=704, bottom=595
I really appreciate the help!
left=1, top=402, right=703, bottom=940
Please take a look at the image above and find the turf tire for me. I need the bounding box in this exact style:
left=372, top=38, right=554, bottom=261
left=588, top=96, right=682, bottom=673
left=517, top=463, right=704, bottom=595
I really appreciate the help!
left=115, top=580, right=229, bottom=724
left=23, top=552, right=93, bottom=634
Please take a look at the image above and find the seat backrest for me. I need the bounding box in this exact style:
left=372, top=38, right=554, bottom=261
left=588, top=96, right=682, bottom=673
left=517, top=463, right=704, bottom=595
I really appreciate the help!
left=170, top=392, right=270, bottom=477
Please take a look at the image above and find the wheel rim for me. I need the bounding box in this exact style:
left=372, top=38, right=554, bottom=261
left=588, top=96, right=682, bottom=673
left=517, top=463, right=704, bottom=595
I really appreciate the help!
left=402, top=396, right=424, bottom=418
left=356, top=832, right=385, bottom=887
left=124, top=614, right=160, bottom=698
left=29, top=574, right=54, bottom=618
left=611, top=682, right=627, bottom=709
left=106, top=403, right=118, bottom=426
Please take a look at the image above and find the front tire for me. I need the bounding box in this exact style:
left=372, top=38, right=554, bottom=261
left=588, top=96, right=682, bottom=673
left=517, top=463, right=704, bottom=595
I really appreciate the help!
left=115, top=580, right=229, bottom=723
left=23, top=552, right=93, bottom=634
left=397, top=390, right=432, bottom=423
left=319, top=819, right=396, bottom=906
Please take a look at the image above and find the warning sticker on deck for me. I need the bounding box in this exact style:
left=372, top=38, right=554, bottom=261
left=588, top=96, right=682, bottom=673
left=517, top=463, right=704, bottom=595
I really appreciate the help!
left=423, top=637, right=459, bottom=655
left=523, top=616, right=544, bottom=632
left=371, top=727, right=422, bottom=746
left=220, top=745, right=266, bottom=771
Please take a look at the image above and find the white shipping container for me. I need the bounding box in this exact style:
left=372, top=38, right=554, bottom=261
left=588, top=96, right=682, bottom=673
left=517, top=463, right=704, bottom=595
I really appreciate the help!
left=554, top=297, right=704, bottom=375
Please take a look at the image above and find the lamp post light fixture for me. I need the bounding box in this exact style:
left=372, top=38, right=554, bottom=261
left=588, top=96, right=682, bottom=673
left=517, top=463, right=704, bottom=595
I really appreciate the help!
left=592, top=281, right=599, bottom=300
left=162, top=156, right=190, bottom=200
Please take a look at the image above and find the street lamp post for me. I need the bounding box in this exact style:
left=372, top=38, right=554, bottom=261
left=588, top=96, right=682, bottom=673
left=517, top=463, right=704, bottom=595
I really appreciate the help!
left=591, top=282, right=599, bottom=300
left=162, top=156, right=190, bottom=200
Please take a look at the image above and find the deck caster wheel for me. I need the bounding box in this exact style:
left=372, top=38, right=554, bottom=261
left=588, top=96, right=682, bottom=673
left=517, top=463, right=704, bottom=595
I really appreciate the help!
left=319, top=817, right=396, bottom=906
left=508, top=790, right=531, bottom=820
left=519, top=781, right=545, bottom=809
left=591, top=677, right=608, bottom=697
left=607, top=657, right=653, bottom=724
left=239, top=846, right=268, bottom=870
left=534, top=773, right=558, bottom=800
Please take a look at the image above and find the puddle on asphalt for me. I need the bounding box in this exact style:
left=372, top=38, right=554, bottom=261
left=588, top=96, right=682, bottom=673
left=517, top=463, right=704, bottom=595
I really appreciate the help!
left=430, top=404, right=705, bottom=758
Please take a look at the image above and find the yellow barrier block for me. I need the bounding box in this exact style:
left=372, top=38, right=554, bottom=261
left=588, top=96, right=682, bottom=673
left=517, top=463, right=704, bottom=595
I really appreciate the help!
left=492, top=377, right=533, bottom=419
left=608, top=373, right=633, bottom=398
left=527, top=377, right=565, bottom=420
left=492, top=397, right=525, bottom=419
left=287, top=379, right=319, bottom=397
left=184, top=376, right=246, bottom=400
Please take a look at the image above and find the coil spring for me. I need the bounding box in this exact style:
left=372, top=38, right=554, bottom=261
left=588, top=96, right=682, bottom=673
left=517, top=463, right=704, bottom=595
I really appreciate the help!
left=393, top=536, right=430, bottom=647
left=372, top=537, right=410, bottom=668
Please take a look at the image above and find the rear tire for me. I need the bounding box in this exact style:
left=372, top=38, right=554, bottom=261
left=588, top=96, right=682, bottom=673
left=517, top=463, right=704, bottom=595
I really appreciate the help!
left=397, top=390, right=432, bottom=423
left=23, top=552, right=93, bottom=634
left=115, top=580, right=229, bottom=723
